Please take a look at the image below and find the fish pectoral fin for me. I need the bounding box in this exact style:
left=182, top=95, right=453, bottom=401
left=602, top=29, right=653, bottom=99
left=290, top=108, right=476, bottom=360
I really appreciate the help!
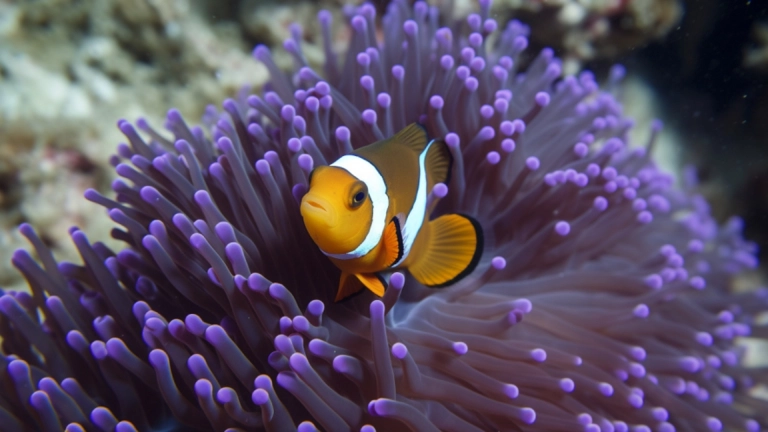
left=335, top=272, right=387, bottom=301
left=425, top=138, right=452, bottom=186
left=355, top=273, right=387, bottom=297
left=383, top=217, right=404, bottom=267
left=408, top=214, right=483, bottom=288
left=392, top=123, right=429, bottom=154
left=335, top=272, right=365, bottom=302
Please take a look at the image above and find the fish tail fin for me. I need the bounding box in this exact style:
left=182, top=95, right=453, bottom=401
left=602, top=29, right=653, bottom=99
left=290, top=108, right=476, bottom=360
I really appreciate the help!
left=408, top=214, right=483, bottom=287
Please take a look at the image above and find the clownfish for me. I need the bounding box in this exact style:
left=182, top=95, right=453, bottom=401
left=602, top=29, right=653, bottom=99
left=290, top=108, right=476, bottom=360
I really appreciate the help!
left=300, top=123, right=483, bottom=301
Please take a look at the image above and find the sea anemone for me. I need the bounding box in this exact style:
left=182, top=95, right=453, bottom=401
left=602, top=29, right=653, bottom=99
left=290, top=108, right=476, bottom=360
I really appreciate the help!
left=2, top=0, right=766, bottom=431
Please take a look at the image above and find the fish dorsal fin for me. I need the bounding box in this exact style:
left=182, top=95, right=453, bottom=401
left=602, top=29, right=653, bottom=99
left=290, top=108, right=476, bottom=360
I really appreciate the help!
left=425, top=139, right=452, bottom=186
left=393, top=123, right=429, bottom=154
left=383, top=217, right=404, bottom=267
left=355, top=273, right=386, bottom=297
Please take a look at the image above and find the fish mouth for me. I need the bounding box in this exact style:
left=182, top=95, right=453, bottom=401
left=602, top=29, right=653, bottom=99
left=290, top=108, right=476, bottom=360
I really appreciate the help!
left=306, top=200, right=326, bottom=211
left=300, top=195, right=336, bottom=228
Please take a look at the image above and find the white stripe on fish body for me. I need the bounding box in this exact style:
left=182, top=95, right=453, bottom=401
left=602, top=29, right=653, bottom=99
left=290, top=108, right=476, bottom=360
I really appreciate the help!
left=392, top=140, right=432, bottom=268
left=322, top=154, right=389, bottom=260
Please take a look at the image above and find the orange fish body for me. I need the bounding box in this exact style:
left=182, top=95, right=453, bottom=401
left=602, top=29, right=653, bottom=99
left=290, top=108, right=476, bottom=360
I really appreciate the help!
left=300, top=124, right=483, bottom=301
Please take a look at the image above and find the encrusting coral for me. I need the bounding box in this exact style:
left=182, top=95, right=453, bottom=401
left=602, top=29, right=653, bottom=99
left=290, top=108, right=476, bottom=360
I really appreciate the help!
left=478, top=0, right=683, bottom=73
left=1, top=0, right=766, bottom=431
left=0, top=0, right=270, bottom=293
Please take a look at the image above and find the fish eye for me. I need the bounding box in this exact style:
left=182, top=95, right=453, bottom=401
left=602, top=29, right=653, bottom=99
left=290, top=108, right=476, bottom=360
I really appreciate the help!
left=351, top=189, right=367, bottom=208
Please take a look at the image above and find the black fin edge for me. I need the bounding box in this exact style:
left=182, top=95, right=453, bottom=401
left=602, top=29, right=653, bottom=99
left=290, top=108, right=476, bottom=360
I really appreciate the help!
left=337, top=273, right=389, bottom=302
left=376, top=273, right=388, bottom=292
left=336, top=273, right=365, bottom=302
left=387, top=216, right=404, bottom=268
left=428, top=214, right=484, bottom=289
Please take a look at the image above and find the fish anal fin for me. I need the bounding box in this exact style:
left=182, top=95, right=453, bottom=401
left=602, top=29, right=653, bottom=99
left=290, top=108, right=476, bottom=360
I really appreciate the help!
left=355, top=273, right=387, bottom=297
left=425, top=139, right=452, bottom=186
left=408, top=214, right=483, bottom=288
left=393, top=123, right=429, bottom=154
left=382, top=217, right=404, bottom=267
left=335, top=272, right=364, bottom=302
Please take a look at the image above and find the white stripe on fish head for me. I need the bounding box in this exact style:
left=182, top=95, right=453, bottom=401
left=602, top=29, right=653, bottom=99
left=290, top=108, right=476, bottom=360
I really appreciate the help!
left=322, top=154, right=389, bottom=260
